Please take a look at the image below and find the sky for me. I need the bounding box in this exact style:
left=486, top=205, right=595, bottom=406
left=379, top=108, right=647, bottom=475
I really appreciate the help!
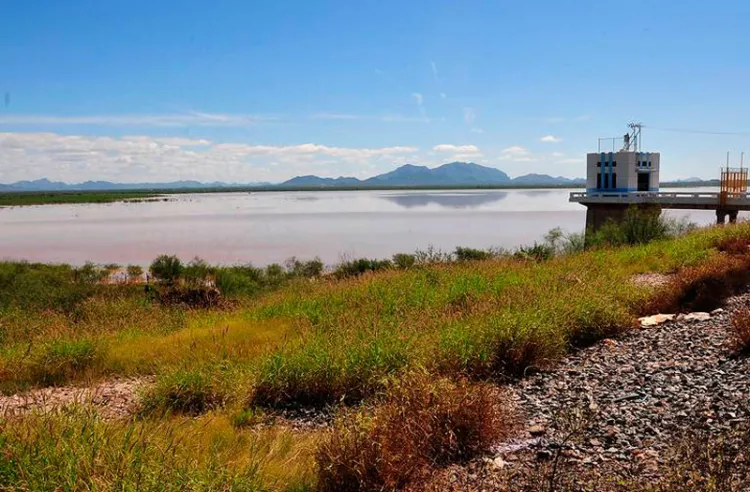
left=2, top=0, right=750, bottom=184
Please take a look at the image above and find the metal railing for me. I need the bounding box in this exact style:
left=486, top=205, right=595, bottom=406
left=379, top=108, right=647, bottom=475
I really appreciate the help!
left=570, top=191, right=750, bottom=204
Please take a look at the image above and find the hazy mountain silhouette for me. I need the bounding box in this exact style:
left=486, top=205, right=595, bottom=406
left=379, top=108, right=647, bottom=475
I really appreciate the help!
left=381, top=191, right=508, bottom=209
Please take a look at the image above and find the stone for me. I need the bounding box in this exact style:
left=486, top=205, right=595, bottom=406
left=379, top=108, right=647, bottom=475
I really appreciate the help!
left=683, top=312, right=711, bottom=322
left=639, top=314, right=675, bottom=327
left=527, top=424, right=546, bottom=437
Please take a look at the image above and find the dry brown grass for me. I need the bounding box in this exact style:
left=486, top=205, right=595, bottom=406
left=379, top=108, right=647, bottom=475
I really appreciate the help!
left=730, top=308, right=750, bottom=354
left=315, top=374, right=513, bottom=492
left=643, top=253, right=750, bottom=314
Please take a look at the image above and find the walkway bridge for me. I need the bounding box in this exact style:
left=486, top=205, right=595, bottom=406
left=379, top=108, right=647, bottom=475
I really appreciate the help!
left=570, top=191, right=750, bottom=230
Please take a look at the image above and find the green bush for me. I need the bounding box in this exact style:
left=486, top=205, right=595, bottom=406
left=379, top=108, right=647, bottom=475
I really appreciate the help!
left=454, top=247, right=492, bottom=262
left=285, top=257, right=324, bottom=278
left=126, top=264, right=144, bottom=280
left=333, top=258, right=393, bottom=279
left=149, top=255, right=183, bottom=283
left=214, top=268, right=260, bottom=298
left=183, top=257, right=212, bottom=285
left=392, top=253, right=416, bottom=269
left=515, top=242, right=555, bottom=261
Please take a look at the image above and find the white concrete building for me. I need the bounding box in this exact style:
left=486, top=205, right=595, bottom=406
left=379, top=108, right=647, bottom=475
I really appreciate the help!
left=585, top=151, right=660, bottom=193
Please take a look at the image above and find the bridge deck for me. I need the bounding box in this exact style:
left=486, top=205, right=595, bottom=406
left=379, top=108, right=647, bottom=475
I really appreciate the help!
left=569, top=191, right=750, bottom=211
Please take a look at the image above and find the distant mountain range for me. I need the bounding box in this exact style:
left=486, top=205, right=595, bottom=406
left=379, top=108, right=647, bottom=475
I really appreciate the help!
left=0, top=178, right=271, bottom=192
left=282, top=162, right=585, bottom=188
left=0, top=162, right=717, bottom=192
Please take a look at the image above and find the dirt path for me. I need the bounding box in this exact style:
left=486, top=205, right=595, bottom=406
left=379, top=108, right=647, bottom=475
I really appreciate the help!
left=431, top=292, right=750, bottom=490
left=0, top=377, right=152, bottom=419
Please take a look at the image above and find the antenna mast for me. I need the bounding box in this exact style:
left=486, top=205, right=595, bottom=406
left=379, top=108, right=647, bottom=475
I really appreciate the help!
left=622, top=123, right=643, bottom=152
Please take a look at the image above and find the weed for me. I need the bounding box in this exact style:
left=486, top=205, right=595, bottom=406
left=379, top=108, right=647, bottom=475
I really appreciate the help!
left=333, top=258, right=392, bottom=279
left=139, top=367, right=229, bottom=416
left=32, top=338, right=98, bottom=385
left=316, top=374, right=511, bottom=491
left=730, top=308, right=750, bottom=354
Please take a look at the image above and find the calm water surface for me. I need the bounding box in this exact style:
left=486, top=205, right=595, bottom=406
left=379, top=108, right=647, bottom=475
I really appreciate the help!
left=0, top=189, right=723, bottom=266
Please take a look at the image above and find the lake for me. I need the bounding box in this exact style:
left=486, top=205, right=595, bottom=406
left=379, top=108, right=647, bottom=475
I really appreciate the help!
left=0, top=188, right=724, bottom=266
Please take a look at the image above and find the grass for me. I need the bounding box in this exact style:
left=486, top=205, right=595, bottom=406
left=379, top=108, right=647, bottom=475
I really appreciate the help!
left=2, top=219, right=750, bottom=489
left=316, top=374, right=510, bottom=491
left=0, top=190, right=160, bottom=207
left=0, top=408, right=318, bottom=491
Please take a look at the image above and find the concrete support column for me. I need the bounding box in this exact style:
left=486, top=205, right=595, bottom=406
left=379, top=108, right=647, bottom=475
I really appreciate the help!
left=584, top=204, right=662, bottom=232
left=716, top=209, right=727, bottom=225
left=729, top=210, right=739, bottom=224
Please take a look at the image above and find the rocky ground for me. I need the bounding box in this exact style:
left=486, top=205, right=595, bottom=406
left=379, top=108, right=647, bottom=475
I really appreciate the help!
left=431, top=292, right=750, bottom=491
left=0, top=377, right=150, bottom=419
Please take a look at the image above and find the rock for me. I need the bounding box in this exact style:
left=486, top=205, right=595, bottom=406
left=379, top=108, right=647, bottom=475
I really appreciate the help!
left=711, top=308, right=725, bottom=315
left=639, top=314, right=675, bottom=327
left=491, top=457, right=508, bottom=469
left=527, top=425, right=546, bottom=437
left=682, top=312, right=711, bottom=322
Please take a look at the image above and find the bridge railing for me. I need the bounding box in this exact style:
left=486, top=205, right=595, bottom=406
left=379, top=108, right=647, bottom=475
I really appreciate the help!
left=570, top=191, right=750, bottom=202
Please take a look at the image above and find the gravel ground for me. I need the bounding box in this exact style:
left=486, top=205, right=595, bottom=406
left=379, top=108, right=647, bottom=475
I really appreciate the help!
left=429, top=292, right=750, bottom=491
left=0, top=377, right=151, bottom=419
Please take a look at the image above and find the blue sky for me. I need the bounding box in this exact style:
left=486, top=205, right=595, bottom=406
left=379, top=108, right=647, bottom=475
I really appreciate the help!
left=1, top=0, right=750, bottom=183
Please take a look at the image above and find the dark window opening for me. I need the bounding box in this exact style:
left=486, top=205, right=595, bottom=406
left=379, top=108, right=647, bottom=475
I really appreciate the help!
left=596, top=162, right=601, bottom=168
left=612, top=161, right=617, bottom=167
left=612, top=172, right=617, bottom=189
left=603, top=173, right=610, bottom=189
left=638, top=172, right=649, bottom=191
left=596, top=173, right=601, bottom=189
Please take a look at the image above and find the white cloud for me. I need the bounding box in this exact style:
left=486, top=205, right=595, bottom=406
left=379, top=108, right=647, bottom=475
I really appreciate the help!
left=0, top=132, right=419, bottom=184
left=499, top=146, right=535, bottom=162
left=433, top=144, right=480, bottom=154
left=433, top=144, right=482, bottom=162
left=430, top=61, right=438, bottom=79
left=440, top=92, right=447, bottom=99
left=470, top=127, right=484, bottom=134
left=412, top=93, right=423, bottom=106
left=551, top=151, right=565, bottom=158
left=0, top=112, right=273, bottom=127
left=540, top=135, right=562, bottom=143
left=556, top=158, right=582, bottom=165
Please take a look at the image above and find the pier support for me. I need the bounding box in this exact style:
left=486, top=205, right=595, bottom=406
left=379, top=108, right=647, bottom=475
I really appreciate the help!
left=716, top=209, right=739, bottom=225
left=584, top=203, right=662, bottom=232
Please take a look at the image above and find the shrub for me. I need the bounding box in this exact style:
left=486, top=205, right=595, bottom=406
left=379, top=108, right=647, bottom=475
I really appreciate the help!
left=74, top=262, right=107, bottom=284
left=149, top=255, right=183, bottom=283
left=454, top=247, right=491, bottom=262
left=139, top=367, right=228, bottom=416
left=333, top=258, right=392, bottom=279
left=183, top=257, right=212, bottom=285
left=414, top=245, right=452, bottom=264
left=515, top=242, right=555, bottom=261
left=155, top=285, right=223, bottom=309
left=391, top=253, right=416, bottom=269
left=286, top=257, right=325, bottom=278
left=214, top=268, right=260, bottom=298
left=730, top=308, right=750, bottom=354
left=316, top=375, right=511, bottom=491
left=126, top=264, right=143, bottom=280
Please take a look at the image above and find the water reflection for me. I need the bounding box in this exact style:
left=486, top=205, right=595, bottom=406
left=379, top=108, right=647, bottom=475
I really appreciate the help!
left=519, top=190, right=557, bottom=197
left=382, top=192, right=508, bottom=209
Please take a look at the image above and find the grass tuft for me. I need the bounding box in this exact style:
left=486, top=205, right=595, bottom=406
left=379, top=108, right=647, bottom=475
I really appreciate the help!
left=139, top=366, right=230, bottom=416
left=730, top=308, right=750, bottom=354
left=316, top=374, right=511, bottom=491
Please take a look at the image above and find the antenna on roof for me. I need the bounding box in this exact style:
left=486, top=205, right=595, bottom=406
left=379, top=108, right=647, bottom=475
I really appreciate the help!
left=622, top=123, right=643, bottom=152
